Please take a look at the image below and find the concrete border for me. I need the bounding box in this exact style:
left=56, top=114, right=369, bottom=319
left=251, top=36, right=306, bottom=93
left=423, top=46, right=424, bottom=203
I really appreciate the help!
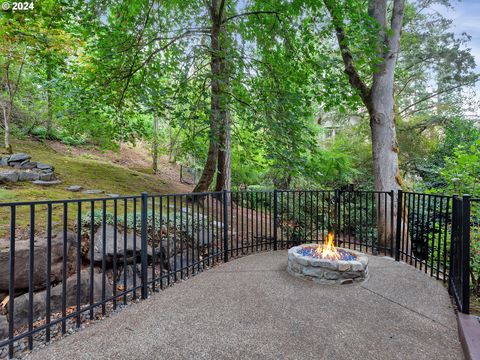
left=457, top=313, right=480, bottom=360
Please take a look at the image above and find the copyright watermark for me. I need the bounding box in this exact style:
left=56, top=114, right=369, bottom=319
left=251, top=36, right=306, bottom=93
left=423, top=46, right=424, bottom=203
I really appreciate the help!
left=2, top=2, right=34, bottom=11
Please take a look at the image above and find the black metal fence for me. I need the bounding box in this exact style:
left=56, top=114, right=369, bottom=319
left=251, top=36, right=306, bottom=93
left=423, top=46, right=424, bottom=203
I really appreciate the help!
left=275, top=190, right=394, bottom=256
left=396, top=191, right=453, bottom=280
left=449, top=196, right=470, bottom=313
left=396, top=191, right=474, bottom=314
left=0, top=189, right=474, bottom=358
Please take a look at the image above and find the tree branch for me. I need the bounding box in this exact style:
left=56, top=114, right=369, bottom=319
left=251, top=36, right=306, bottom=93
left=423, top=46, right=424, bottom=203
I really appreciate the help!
left=323, top=0, right=370, bottom=103
left=222, top=11, right=279, bottom=24
left=117, top=0, right=155, bottom=107
left=389, top=0, right=405, bottom=52
left=398, top=76, right=479, bottom=115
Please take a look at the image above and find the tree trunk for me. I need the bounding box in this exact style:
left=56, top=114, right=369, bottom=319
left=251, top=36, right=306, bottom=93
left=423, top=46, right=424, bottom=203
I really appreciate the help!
left=367, top=0, right=404, bottom=249
left=194, top=0, right=229, bottom=193
left=215, top=98, right=231, bottom=191
left=214, top=2, right=231, bottom=191
left=1, top=104, right=12, bottom=154
left=152, top=112, right=159, bottom=173
left=324, top=0, right=405, bottom=250
left=193, top=136, right=218, bottom=192
left=2, top=62, right=13, bottom=154
left=46, top=55, right=53, bottom=136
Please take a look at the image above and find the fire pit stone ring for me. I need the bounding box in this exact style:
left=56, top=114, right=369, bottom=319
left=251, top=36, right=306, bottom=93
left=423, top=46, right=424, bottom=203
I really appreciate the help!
left=287, top=244, right=369, bottom=285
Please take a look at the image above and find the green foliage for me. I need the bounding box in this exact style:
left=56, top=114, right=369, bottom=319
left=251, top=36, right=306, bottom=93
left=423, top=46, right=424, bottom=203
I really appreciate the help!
left=440, top=139, right=480, bottom=196
left=0, top=0, right=477, bottom=194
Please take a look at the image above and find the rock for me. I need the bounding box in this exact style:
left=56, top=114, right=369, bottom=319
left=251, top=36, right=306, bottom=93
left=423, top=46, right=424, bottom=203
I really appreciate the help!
left=90, top=225, right=145, bottom=263
left=168, top=251, right=198, bottom=273
left=192, top=229, right=216, bottom=246
left=17, top=171, right=40, bottom=181
left=19, top=161, right=37, bottom=170
left=288, top=261, right=304, bottom=274
left=312, top=258, right=338, bottom=271
left=32, top=180, right=62, bottom=186
left=324, top=271, right=340, bottom=280
left=36, top=163, right=53, bottom=171
left=107, top=194, right=120, bottom=198
left=38, top=172, right=55, bottom=181
left=117, top=265, right=141, bottom=290
left=0, top=171, right=19, bottom=183
left=82, top=189, right=104, bottom=195
left=0, top=315, right=7, bottom=341
left=8, top=153, right=31, bottom=163
left=10, top=162, right=24, bottom=169
left=67, top=185, right=83, bottom=192
left=351, top=262, right=365, bottom=272
left=341, top=279, right=353, bottom=285
left=13, top=268, right=112, bottom=329
left=337, top=260, right=352, bottom=272
left=343, top=271, right=362, bottom=279
left=0, top=157, right=8, bottom=166
left=302, top=266, right=324, bottom=278
left=159, top=237, right=177, bottom=259
left=0, top=231, right=77, bottom=292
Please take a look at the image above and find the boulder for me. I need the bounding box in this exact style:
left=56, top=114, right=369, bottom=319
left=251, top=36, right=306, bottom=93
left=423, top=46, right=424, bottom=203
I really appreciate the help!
left=0, top=231, right=77, bottom=293
left=116, top=265, right=141, bottom=291
left=67, top=185, right=83, bottom=192
left=36, top=163, right=53, bottom=171
left=38, top=172, right=55, bottom=181
left=10, top=162, right=23, bottom=169
left=17, top=171, right=40, bottom=181
left=8, top=153, right=31, bottom=163
left=12, top=268, right=112, bottom=329
left=82, top=189, right=104, bottom=195
left=0, top=315, right=7, bottom=341
left=168, top=250, right=199, bottom=273
left=0, top=157, right=8, bottom=167
left=158, top=237, right=177, bottom=259
left=90, top=225, right=145, bottom=263
left=19, top=161, right=37, bottom=170
left=0, top=171, right=19, bottom=183
left=31, top=180, right=61, bottom=186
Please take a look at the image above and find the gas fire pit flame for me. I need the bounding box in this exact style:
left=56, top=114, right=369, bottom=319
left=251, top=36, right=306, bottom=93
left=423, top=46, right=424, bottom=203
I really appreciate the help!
left=316, top=232, right=341, bottom=260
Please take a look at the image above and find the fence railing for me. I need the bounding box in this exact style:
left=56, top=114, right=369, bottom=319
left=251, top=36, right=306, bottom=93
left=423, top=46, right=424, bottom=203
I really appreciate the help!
left=0, top=188, right=474, bottom=358
left=397, top=191, right=453, bottom=280
left=448, top=196, right=470, bottom=313
left=275, top=190, right=394, bottom=256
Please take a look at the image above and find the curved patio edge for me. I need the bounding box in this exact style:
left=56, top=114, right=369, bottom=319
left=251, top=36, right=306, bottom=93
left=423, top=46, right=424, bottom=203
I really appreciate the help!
left=25, top=251, right=462, bottom=360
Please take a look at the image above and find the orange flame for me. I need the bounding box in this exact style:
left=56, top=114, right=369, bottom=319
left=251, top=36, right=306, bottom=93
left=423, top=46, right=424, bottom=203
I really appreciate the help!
left=316, top=231, right=340, bottom=260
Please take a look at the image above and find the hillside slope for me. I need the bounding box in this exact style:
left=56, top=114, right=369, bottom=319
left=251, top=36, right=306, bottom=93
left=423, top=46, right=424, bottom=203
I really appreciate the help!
left=0, top=138, right=194, bottom=203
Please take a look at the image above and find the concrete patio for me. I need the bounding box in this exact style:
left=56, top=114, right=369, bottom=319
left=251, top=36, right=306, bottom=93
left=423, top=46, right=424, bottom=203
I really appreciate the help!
left=26, top=251, right=462, bottom=360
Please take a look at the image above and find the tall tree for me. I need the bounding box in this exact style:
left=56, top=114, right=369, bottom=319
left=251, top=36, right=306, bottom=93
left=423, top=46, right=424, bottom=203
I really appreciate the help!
left=194, top=0, right=234, bottom=192
left=323, top=0, right=406, bottom=246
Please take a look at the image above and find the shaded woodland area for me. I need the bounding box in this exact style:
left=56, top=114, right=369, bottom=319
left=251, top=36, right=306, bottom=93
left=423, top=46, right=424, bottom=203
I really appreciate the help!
left=0, top=0, right=477, bottom=195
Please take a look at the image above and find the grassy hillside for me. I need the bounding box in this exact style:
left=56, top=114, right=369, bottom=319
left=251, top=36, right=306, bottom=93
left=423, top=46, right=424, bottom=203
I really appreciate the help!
left=0, top=138, right=193, bottom=203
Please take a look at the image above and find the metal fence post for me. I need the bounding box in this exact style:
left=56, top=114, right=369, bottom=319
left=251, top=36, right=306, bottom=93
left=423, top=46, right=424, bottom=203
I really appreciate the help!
left=448, top=195, right=459, bottom=296
left=141, top=192, right=149, bottom=299
left=273, top=189, right=278, bottom=251
left=461, top=194, right=471, bottom=314
left=223, top=190, right=229, bottom=263
left=395, top=190, right=403, bottom=261
left=334, top=189, right=341, bottom=239
left=8, top=206, right=15, bottom=359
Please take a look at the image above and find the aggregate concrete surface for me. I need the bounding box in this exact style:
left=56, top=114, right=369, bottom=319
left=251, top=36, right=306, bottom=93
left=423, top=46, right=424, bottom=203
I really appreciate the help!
left=26, top=251, right=463, bottom=360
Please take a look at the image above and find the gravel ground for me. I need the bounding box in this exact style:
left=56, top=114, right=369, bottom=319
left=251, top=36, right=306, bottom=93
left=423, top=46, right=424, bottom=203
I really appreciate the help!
left=25, top=251, right=462, bottom=360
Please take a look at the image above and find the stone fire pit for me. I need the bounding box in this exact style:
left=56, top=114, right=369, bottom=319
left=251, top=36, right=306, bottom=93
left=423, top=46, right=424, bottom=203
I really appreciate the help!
left=287, top=244, right=368, bottom=284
